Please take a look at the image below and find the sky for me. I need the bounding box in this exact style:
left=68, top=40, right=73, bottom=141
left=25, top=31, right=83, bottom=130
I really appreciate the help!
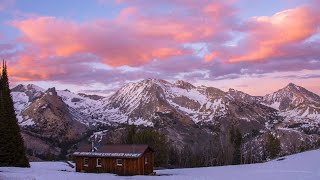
left=0, top=0, right=320, bottom=96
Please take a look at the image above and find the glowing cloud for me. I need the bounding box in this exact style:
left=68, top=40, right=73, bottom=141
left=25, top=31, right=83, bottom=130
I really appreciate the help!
left=227, top=5, right=320, bottom=62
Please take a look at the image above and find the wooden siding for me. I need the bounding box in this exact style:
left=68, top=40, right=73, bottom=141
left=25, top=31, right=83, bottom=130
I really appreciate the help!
left=74, top=148, right=154, bottom=176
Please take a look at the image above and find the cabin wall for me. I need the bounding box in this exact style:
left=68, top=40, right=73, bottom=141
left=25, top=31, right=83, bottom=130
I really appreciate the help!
left=75, top=157, right=82, bottom=172
left=75, top=156, right=103, bottom=173
left=143, top=149, right=154, bottom=175
left=74, top=152, right=154, bottom=176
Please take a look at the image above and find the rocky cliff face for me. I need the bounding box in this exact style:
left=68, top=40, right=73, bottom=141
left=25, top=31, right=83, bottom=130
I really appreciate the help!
left=21, top=88, right=87, bottom=141
left=11, top=80, right=320, bottom=160
left=99, top=79, right=280, bottom=130
left=12, top=86, right=88, bottom=160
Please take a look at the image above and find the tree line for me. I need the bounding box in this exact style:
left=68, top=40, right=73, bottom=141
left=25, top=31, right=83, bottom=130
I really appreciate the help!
left=0, top=61, right=29, bottom=167
left=120, top=124, right=286, bottom=168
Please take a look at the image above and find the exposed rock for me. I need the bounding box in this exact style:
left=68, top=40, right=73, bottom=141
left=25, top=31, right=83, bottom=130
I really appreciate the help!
left=11, top=80, right=320, bottom=161
left=78, top=93, right=105, bottom=100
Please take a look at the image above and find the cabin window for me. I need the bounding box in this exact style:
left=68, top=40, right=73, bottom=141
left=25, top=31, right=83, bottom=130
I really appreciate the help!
left=96, top=158, right=102, bottom=167
left=83, top=157, right=88, bottom=166
left=145, top=157, right=148, bottom=164
left=116, top=159, right=123, bottom=166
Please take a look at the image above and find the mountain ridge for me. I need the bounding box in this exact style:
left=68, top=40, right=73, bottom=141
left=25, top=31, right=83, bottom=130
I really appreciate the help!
left=11, top=79, right=320, bottom=161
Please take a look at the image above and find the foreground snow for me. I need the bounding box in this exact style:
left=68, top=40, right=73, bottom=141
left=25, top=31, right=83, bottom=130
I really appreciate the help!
left=1, top=150, right=319, bottom=180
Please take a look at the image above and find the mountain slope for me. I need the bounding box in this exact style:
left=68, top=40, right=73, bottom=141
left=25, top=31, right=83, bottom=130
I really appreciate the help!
left=13, top=87, right=89, bottom=160
left=12, top=84, right=45, bottom=122
left=96, top=79, right=281, bottom=133
left=21, top=88, right=87, bottom=141
left=262, top=83, right=320, bottom=120
left=13, top=81, right=319, bottom=130
left=11, top=80, right=320, bottom=160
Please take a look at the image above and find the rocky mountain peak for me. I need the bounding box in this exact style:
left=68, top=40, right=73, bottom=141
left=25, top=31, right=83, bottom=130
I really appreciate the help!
left=142, top=78, right=169, bottom=85
left=282, top=83, right=302, bottom=92
left=78, top=93, right=105, bottom=100
left=276, top=83, right=320, bottom=102
left=228, top=88, right=248, bottom=98
left=227, top=88, right=262, bottom=104
left=12, top=84, right=44, bottom=93
left=197, top=86, right=226, bottom=99
left=21, top=85, right=87, bottom=142
left=175, top=80, right=195, bottom=90
left=46, top=87, right=58, bottom=96
left=287, top=82, right=296, bottom=87
left=12, top=84, right=44, bottom=102
left=26, top=84, right=44, bottom=91
left=11, top=84, right=26, bottom=92
left=228, top=88, right=243, bottom=94
left=262, top=83, right=320, bottom=120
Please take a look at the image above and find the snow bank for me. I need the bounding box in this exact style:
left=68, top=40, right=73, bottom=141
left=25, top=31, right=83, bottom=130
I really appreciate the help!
left=0, top=150, right=319, bottom=180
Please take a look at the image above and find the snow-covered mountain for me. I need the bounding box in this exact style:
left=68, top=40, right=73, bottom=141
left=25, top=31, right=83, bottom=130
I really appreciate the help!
left=20, top=88, right=87, bottom=141
left=96, top=79, right=280, bottom=130
left=11, top=79, right=320, bottom=160
left=13, top=80, right=319, bottom=129
left=12, top=84, right=45, bottom=122
left=262, top=83, right=320, bottom=122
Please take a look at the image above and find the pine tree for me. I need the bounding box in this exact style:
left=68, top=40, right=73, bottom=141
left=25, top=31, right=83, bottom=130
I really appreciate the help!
left=229, top=125, right=242, bottom=165
left=0, top=60, right=29, bottom=167
left=265, top=133, right=281, bottom=159
left=122, top=126, right=169, bottom=167
left=125, top=125, right=136, bottom=144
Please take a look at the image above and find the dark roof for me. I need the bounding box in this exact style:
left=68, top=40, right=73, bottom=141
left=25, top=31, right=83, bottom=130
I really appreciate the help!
left=73, top=144, right=153, bottom=158
left=76, top=145, right=92, bottom=152
left=97, top=144, right=149, bottom=154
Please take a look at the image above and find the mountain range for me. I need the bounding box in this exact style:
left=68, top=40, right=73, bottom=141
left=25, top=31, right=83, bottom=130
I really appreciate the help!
left=11, top=79, right=320, bottom=161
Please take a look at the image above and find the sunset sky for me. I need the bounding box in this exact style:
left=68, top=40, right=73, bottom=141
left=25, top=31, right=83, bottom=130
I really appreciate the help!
left=0, top=0, right=319, bottom=96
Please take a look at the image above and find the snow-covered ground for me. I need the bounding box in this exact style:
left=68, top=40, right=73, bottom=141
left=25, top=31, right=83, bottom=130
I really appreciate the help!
left=1, top=150, right=319, bottom=180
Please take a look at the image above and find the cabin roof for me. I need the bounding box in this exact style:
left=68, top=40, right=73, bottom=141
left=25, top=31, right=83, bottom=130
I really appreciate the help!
left=73, top=144, right=153, bottom=158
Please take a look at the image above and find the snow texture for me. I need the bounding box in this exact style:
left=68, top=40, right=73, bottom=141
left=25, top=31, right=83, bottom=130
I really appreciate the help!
left=0, top=149, right=319, bottom=180
left=11, top=81, right=320, bottom=128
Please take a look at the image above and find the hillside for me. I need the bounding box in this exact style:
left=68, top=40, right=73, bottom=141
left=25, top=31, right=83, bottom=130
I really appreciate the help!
left=10, top=79, right=320, bottom=162
left=0, top=149, right=319, bottom=180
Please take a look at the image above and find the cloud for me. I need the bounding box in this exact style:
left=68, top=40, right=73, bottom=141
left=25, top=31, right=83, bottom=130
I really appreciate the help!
left=4, top=0, right=320, bottom=94
left=7, top=0, right=237, bottom=84
left=226, top=4, right=320, bottom=62
left=0, top=0, right=14, bottom=11
left=10, top=0, right=236, bottom=68
left=11, top=16, right=189, bottom=67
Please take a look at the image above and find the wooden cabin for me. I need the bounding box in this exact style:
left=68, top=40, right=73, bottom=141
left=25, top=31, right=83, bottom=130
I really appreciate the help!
left=73, top=144, right=154, bottom=176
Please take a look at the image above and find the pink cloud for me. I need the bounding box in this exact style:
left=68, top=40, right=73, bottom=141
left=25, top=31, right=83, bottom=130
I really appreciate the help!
left=11, top=16, right=189, bottom=67
left=226, top=4, right=320, bottom=63
left=9, top=0, right=235, bottom=75
left=116, top=7, right=137, bottom=23
left=8, top=54, right=65, bottom=81
left=8, top=0, right=319, bottom=89
left=204, top=52, right=219, bottom=62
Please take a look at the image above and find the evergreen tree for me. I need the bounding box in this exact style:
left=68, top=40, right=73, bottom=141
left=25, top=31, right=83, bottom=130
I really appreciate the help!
left=122, top=126, right=169, bottom=167
left=125, top=125, right=136, bottom=144
left=229, top=125, right=242, bottom=165
left=0, top=60, right=29, bottom=167
left=265, top=133, right=281, bottom=159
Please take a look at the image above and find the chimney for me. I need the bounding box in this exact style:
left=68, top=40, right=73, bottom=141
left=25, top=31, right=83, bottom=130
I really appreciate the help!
left=91, top=141, right=95, bottom=152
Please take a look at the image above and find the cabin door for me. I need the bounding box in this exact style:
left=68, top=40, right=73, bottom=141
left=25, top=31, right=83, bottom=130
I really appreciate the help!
left=117, top=166, right=122, bottom=175
left=144, top=156, right=149, bottom=174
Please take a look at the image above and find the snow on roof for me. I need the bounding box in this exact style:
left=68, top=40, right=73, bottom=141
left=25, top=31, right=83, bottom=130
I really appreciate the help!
left=73, top=152, right=142, bottom=158
left=73, top=144, right=152, bottom=158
